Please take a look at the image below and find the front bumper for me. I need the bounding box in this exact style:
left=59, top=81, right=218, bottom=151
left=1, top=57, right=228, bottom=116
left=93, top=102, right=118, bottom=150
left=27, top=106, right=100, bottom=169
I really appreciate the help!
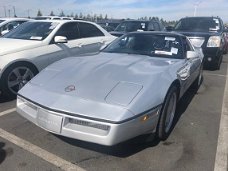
left=17, top=96, right=161, bottom=146
left=203, top=47, right=223, bottom=64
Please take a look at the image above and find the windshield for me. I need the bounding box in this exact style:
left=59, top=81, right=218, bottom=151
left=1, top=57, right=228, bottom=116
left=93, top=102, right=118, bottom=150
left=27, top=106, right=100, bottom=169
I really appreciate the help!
left=0, top=20, right=5, bottom=24
left=103, top=34, right=183, bottom=59
left=115, top=21, right=148, bottom=32
left=2, top=22, right=59, bottom=40
left=174, top=18, right=221, bottom=32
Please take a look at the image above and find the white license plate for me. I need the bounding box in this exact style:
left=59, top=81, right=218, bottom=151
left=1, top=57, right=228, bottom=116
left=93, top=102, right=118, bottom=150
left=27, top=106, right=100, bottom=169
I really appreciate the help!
left=37, top=109, right=63, bottom=133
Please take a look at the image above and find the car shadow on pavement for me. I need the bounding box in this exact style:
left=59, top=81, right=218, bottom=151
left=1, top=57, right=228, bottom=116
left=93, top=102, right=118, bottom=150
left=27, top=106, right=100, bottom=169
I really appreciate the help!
left=56, top=84, right=200, bottom=158
left=57, top=133, right=160, bottom=158
left=0, top=142, right=6, bottom=164
left=169, top=85, right=199, bottom=135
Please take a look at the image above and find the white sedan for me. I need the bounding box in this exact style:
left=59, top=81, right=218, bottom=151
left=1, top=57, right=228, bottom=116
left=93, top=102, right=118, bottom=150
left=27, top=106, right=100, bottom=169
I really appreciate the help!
left=0, top=20, right=116, bottom=98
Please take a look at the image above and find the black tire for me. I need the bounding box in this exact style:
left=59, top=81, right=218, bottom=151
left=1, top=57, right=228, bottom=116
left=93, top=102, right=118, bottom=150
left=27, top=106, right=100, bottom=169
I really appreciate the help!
left=0, top=62, right=38, bottom=99
left=157, top=86, right=178, bottom=140
left=191, top=65, right=203, bottom=91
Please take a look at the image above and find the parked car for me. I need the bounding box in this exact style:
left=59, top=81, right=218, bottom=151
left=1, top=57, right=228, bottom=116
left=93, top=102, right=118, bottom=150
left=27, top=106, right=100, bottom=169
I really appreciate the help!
left=223, top=32, right=228, bottom=54
left=0, top=20, right=116, bottom=98
left=0, top=18, right=29, bottom=36
left=110, top=20, right=166, bottom=37
left=17, top=32, right=203, bottom=146
left=34, top=16, right=74, bottom=20
left=172, top=16, right=228, bottom=70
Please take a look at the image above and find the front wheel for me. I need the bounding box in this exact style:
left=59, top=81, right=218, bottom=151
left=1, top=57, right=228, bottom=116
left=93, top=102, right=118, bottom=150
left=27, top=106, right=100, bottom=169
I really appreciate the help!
left=0, top=62, right=38, bottom=99
left=157, top=86, right=178, bottom=140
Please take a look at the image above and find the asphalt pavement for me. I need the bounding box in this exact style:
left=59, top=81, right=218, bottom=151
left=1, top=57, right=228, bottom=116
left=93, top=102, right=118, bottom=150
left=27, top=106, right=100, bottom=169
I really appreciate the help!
left=0, top=55, right=227, bottom=171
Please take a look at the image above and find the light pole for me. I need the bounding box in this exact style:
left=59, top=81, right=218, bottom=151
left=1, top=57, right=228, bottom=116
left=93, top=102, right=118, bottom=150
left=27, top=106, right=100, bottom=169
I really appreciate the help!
left=27, top=9, right=31, bottom=18
left=8, top=5, right=17, bottom=17
left=8, top=9, right=11, bottom=17
left=12, top=6, right=16, bottom=17
left=194, top=1, right=202, bottom=16
left=0, top=6, right=7, bottom=17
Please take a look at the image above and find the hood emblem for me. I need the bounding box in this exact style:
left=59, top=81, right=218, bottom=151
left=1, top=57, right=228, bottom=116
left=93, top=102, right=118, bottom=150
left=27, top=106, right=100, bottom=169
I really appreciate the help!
left=65, top=85, right=75, bottom=92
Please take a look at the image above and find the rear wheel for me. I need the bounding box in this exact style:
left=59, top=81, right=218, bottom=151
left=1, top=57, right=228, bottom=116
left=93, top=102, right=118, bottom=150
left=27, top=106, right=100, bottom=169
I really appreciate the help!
left=157, top=86, right=177, bottom=140
left=0, top=62, right=38, bottom=99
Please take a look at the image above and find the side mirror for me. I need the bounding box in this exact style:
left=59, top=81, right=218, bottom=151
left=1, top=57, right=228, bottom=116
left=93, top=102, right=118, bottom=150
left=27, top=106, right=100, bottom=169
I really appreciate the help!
left=187, top=51, right=198, bottom=59
left=54, top=36, right=68, bottom=43
left=166, top=26, right=174, bottom=31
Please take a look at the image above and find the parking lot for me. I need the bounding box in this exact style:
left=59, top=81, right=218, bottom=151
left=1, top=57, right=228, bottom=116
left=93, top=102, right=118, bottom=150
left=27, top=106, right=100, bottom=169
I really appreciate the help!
left=0, top=55, right=227, bottom=171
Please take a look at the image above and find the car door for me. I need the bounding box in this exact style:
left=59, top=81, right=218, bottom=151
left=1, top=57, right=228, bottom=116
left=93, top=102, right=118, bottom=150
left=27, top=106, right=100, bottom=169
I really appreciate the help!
left=47, top=22, right=84, bottom=64
left=77, top=22, right=109, bottom=54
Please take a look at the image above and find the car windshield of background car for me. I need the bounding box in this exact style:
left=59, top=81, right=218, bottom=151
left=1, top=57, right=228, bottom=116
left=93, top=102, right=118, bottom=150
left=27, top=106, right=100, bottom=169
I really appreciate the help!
left=174, top=18, right=221, bottom=32
left=2, top=22, right=59, bottom=41
left=115, top=21, right=148, bottom=32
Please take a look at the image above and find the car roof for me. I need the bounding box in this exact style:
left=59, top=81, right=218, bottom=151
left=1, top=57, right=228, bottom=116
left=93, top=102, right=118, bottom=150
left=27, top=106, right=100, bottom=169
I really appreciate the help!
left=0, top=17, right=30, bottom=21
left=182, top=16, right=221, bottom=20
left=128, top=31, right=186, bottom=38
left=28, top=19, right=96, bottom=25
left=120, top=19, right=161, bottom=23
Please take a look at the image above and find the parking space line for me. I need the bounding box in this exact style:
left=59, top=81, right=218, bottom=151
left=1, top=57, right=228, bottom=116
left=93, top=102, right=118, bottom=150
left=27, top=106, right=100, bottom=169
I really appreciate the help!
left=0, top=128, right=86, bottom=171
left=214, top=65, right=228, bottom=171
left=0, top=108, right=16, bottom=117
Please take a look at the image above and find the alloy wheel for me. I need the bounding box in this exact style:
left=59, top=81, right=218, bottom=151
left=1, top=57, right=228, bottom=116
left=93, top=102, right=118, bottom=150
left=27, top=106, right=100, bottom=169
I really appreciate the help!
left=7, top=66, right=34, bottom=95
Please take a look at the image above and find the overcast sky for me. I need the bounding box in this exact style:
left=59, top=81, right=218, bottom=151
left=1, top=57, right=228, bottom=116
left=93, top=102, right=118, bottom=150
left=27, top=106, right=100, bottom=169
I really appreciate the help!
left=1, top=0, right=228, bottom=22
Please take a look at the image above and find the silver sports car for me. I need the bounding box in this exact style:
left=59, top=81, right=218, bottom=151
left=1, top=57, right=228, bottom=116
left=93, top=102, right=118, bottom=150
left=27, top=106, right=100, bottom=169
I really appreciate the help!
left=17, top=32, right=203, bottom=146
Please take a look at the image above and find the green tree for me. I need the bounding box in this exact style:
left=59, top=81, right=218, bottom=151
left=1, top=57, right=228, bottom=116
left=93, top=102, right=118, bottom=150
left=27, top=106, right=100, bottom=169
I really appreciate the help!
left=105, top=14, right=108, bottom=20
left=98, top=14, right=103, bottom=20
left=87, top=14, right=91, bottom=21
left=59, top=10, right=65, bottom=17
left=79, top=12, right=83, bottom=19
left=93, top=14, right=97, bottom=22
left=70, top=12, right=74, bottom=17
left=50, top=11, right=54, bottom=16
left=37, top=9, right=42, bottom=16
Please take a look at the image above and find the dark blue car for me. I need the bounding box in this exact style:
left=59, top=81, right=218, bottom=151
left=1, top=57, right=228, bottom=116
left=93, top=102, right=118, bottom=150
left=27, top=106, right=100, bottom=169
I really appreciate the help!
left=172, top=17, right=228, bottom=70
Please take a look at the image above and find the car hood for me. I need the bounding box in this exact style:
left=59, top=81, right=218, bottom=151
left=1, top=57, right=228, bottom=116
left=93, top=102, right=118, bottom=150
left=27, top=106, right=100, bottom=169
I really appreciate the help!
left=19, top=52, right=181, bottom=121
left=0, top=38, right=44, bottom=56
left=173, top=31, right=220, bottom=38
left=30, top=52, right=179, bottom=101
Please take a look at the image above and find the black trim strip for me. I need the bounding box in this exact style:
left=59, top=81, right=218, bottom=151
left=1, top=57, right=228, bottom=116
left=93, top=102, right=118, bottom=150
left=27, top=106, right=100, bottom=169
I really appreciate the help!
left=17, top=94, right=162, bottom=124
